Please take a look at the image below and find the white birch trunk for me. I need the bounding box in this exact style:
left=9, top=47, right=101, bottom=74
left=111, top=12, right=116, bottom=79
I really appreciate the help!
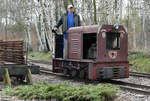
left=26, top=17, right=32, bottom=50
left=43, top=0, right=53, bottom=51
left=34, top=19, right=44, bottom=51
left=143, top=14, right=147, bottom=49
left=38, top=0, right=48, bottom=51
left=133, top=23, right=136, bottom=49
left=39, top=13, right=47, bottom=51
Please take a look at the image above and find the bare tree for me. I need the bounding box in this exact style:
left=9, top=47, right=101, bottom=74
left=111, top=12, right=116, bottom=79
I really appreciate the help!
left=0, top=0, right=150, bottom=51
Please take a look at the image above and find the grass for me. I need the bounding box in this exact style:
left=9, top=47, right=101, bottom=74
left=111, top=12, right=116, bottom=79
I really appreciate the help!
left=4, top=82, right=119, bottom=101
left=129, top=51, right=150, bottom=73
left=28, top=51, right=52, bottom=62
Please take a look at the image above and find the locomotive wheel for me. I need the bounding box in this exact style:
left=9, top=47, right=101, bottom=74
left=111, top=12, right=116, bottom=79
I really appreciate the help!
left=79, top=69, right=85, bottom=79
left=71, top=70, right=77, bottom=77
left=63, top=68, right=68, bottom=75
left=84, top=70, right=88, bottom=80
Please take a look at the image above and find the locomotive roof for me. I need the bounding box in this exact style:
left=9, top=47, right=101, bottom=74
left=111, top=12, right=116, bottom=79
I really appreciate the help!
left=67, top=25, right=127, bottom=34
left=67, top=25, right=99, bottom=33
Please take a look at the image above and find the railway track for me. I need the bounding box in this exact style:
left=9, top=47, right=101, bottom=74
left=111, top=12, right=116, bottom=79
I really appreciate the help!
left=39, top=66, right=150, bottom=95
left=108, top=80, right=150, bottom=95
left=29, top=60, right=150, bottom=95
left=40, top=67, right=150, bottom=78
left=40, top=67, right=66, bottom=77
left=130, top=71, right=150, bottom=78
left=29, top=59, right=150, bottom=78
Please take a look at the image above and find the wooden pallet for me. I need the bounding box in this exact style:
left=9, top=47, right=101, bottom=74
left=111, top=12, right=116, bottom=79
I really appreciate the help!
left=0, top=40, right=25, bottom=65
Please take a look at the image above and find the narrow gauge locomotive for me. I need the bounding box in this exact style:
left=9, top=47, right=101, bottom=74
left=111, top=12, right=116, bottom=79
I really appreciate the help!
left=53, top=25, right=129, bottom=80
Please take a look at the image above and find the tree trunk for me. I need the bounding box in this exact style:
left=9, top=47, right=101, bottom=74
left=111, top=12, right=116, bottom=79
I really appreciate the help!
left=133, top=23, right=136, bottom=49
left=93, top=0, right=97, bottom=24
left=34, top=19, right=44, bottom=51
left=26, top=19, right=32, bottom=50
left=63, top=0, right=68, bottom=10
left=143, top=14, right=147, bottom=49
left=39, top=12, right=48, bottom=51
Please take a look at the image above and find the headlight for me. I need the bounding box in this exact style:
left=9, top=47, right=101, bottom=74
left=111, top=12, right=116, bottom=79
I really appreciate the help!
left=102, top=32, right=106, bottom=38
left=101, top=29, right=106, bottom=38
left=114, top=24, right=119, bottom=30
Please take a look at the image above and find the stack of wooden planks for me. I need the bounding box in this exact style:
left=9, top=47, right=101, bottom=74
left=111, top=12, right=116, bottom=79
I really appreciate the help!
left=0, top=41, right=5, bottom=65
left=4, top=41, right=25, bottom=64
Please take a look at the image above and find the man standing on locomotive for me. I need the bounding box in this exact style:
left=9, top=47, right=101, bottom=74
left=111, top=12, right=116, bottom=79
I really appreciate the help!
left=53, top=5, right=81, bottom=59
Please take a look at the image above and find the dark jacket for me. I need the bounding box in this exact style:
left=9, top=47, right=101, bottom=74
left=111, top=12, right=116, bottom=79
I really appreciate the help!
left=55, top=12, right=81, bottom=33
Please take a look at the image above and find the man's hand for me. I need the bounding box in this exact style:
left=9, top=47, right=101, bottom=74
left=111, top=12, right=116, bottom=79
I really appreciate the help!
left=52, top=27, right=58, bottom=33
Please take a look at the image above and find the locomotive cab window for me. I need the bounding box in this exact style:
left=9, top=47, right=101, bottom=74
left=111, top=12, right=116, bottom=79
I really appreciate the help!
left=106, top=32, right=120, bottom=50
left=83, top=33, right=97, bottom=59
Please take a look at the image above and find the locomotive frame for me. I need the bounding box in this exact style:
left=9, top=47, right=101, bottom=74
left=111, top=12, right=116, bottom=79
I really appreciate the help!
left=53, top=25, right=129, bottom=80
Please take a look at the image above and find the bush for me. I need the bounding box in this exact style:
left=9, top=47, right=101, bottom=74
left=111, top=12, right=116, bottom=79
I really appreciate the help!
left=4, top=82, right=119, bottom=101
left=129, top=51, right=150, bottom=72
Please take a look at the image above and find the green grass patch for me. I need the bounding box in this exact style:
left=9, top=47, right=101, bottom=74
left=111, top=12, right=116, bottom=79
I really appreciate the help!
left=28, top=51, right=52, bottom=62
left=129, top=51, right=150, bottom=73
left=4, top=82, right=119, bottom=101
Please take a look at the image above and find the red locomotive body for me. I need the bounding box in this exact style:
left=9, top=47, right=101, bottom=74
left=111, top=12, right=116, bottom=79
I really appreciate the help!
left=53, top=25, right=129, bottom=80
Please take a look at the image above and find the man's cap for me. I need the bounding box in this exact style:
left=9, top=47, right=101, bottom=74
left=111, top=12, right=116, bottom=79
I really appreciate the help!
left=67, top=5, right=73, bottom=9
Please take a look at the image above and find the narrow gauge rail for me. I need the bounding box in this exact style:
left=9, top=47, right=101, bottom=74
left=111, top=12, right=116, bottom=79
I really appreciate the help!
left=39, top=66, right=150, bottom=95
left=108, top=80, right=150, bottom=95
left=130, top=71, right=150, bottom=78
left=40, top=67, right=65, bottom=77
left=30, top=60, right=150, bottom=95
left=31, top=59, right=150, bottom=79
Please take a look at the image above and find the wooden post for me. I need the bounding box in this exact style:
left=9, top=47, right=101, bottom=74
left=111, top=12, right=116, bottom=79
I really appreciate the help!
left=26, top=68, right=33, bottom=84
left=4, top=68, right=11, bottom=87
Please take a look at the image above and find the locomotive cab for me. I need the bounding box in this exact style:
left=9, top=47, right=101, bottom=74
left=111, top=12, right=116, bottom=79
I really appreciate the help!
left=83, top=33, right=97, bottom=59
left=53, top=25, right=129, bottom=80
